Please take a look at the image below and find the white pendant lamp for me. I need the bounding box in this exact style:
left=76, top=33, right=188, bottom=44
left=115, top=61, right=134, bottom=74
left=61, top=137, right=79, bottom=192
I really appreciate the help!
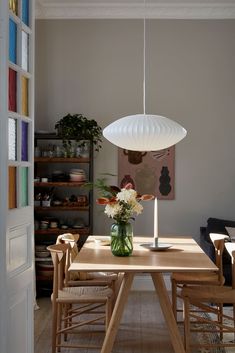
left=103, top=114, right=186, bottom=151
left=103, top=2, right=187, bottom=152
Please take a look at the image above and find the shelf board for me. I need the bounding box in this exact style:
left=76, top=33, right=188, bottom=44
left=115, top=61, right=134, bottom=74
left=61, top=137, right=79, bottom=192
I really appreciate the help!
left=35, top=206, right=89, bottom=211
left=34, top=157, right=90, bottom=163
left=35, top=257, right=52, bottom=262
left=35, top=227, right=90, bottom=235
left=34, top=181, right=87, bottom=187
left=36, top=275, right=53, bottom=281
left=35, top=134, right=91, bottom=142
left=35, top=133, right=57, bottom=139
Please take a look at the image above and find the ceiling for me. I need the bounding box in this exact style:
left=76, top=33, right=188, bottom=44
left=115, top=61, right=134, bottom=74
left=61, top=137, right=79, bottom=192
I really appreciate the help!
left=35, top=0, right=235, bottom=19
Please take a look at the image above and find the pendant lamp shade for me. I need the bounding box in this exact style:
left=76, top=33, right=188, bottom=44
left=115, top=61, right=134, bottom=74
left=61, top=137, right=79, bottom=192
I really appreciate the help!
left=102, top=1, right=187, bottom=152
left=103, top=114, right=187, bottom=151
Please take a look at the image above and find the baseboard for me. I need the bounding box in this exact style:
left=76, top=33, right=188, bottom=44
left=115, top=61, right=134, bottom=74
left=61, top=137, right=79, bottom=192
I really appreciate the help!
left=131, top=273, right=171, bottom=291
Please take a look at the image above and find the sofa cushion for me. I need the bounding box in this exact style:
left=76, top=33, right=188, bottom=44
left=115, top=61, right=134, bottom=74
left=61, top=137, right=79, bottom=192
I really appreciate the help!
left=225, top=226, right=235, bottom=240
left=206, top=217, right=235, bottom=238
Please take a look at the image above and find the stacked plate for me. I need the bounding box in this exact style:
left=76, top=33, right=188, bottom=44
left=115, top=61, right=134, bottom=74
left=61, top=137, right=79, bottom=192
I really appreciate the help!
left=35, top=245, right=51, bottom=258
left=69, top=169, right=86, bottom=182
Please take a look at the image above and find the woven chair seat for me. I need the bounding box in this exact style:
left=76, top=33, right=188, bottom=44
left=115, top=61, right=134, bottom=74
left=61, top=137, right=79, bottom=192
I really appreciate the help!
left=59, top=285, right=113, bottom=300
left=182, top=284, right=235, bottom=303
left=172, top=271, right=221, bottom=285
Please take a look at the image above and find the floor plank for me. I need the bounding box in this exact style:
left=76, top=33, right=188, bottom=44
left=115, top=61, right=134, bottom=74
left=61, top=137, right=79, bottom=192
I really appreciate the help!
left=34, top=292, right=175, bottom=353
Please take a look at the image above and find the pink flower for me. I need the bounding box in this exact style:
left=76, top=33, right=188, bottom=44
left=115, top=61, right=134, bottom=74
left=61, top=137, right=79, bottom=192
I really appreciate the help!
left=124, top=182, right=133, bottom=190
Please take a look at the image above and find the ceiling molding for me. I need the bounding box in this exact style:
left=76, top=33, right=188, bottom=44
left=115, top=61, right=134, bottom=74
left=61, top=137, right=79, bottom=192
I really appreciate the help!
left=35, top=2, right=235, bottom=20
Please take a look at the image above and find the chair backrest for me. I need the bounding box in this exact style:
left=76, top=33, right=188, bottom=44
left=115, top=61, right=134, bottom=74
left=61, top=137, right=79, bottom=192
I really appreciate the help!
left=47, top=243, right=69, bottom=299
left=225, top=242, right=235, bottom=289
left=56, top=233, right=87, bottom=282
left=209, top=233, right=229, bottom=285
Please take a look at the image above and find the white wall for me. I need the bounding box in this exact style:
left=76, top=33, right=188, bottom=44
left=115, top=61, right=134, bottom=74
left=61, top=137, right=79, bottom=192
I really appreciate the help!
left=35, top=19, right=235, bottom=240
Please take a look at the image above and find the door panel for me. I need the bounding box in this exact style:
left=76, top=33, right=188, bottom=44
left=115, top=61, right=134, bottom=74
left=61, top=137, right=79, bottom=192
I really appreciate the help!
left=8, top=280, right=33, bottom=353
left=7, top=223, right=31, bottom=275
left=0, top=1, right=35, bottom=352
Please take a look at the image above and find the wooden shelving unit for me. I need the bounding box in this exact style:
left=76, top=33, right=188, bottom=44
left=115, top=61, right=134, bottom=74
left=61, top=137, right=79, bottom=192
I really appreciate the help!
left=34, top=133, right=93, bottom=296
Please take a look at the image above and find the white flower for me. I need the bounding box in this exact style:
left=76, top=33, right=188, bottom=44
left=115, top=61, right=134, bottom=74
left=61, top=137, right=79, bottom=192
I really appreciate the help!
left=117, top=189, right=137, bottom=203
left=133, top=202, right=143, bottom=215
left=104, top=203, right=121, bottom=218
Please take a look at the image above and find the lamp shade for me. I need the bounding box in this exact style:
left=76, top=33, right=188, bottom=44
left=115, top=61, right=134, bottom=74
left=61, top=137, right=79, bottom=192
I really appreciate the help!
left=103, top=114, right=187, bottom=151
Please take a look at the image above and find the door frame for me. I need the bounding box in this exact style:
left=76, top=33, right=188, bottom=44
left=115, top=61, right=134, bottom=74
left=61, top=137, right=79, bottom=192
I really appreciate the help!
left=0, top=0, right=35, bottom=352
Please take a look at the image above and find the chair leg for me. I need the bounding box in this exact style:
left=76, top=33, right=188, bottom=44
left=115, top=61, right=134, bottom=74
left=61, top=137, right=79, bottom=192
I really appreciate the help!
left=51, top=301, right=58, bottom=353
left=105, top=299, right=112, bottom=332
left=171, top=278, right=177, bottom=320
left=57, top=303, right=62, bottom=352
left=218, top=302, right=223, bottom=341
left=63, top=303, right=70, bottom=342
left=233, top=303, right=235, bottom=342
left=183, top=297, right=191, bottom=353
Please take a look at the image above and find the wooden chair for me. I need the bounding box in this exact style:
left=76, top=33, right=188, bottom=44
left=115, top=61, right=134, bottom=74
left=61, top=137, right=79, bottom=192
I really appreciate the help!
left=181, top=241, right=235, bottom=353
left=47, top=243, right=114, bottom=353
left=171, top=233, right=228, bottom=321
left=57, top=233, right=122, bottom=296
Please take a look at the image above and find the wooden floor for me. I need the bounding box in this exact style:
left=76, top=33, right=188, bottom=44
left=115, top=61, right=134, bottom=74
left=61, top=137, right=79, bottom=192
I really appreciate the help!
left=34, top=291, right=176, bottom=353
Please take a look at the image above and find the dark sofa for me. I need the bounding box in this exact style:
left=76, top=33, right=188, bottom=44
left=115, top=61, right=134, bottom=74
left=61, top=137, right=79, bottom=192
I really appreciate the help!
left=199, top=217, right=235, bottom=286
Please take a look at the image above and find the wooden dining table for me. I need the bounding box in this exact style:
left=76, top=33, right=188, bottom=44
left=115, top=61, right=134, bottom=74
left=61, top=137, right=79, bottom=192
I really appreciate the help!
left=69, top=235, right=218, bottom=353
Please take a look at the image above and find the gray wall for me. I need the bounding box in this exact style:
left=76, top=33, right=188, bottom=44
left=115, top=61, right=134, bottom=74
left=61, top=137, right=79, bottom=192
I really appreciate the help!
left=35, top=19, right=235, bottom=239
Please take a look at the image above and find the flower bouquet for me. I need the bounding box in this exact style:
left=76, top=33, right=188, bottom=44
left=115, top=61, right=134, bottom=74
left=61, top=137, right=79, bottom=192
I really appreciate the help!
left=92, top=178, right=154, bottom=256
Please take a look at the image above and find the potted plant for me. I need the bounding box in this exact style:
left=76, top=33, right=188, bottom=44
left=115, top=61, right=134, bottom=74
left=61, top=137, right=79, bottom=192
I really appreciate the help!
left=55, top=113, right=102, bottom=155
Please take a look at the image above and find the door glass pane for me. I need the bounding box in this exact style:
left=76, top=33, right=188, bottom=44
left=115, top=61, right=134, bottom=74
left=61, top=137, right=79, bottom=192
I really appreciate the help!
left=20, top=167, right=28, bottom=207
left=21, top=121, right=28, bottom=161
left=9, top=19, right=17, bottom=64
left=21, top=76, right=28, bottom=116
left=9, top=118, right=17, bottom=161
left=9, top=68, right=17, bottom=112
left=9, top=0, right=18, bottom=16
left=22, top=0, right=29, bottom=26
left=22, top=31, right=29, bottom=72
left=9, top=166, right=17, bottom=209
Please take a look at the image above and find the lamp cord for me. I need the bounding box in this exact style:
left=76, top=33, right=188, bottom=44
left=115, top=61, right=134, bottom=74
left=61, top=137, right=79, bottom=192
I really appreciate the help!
left=143, top=0, right=146, bottom=115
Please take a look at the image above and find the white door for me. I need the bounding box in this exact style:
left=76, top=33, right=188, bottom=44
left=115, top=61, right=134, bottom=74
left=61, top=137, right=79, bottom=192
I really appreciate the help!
left=0, top=1, right=34, bottom=352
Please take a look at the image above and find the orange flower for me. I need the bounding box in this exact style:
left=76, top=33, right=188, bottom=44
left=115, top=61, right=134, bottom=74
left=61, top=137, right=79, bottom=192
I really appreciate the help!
left=96, top=197, right=110, bottom=205
left=137, top=194, right=155, bottom=201
left=96, top=196, right=118, bottom=205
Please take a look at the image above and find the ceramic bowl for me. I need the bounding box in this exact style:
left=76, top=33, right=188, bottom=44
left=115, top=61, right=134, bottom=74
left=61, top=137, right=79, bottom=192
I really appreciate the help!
left=69, top=174, right=85, bottom=182
left=60, top=225, right=69, bottom=230
left=53, top=200, right=62, bottom=206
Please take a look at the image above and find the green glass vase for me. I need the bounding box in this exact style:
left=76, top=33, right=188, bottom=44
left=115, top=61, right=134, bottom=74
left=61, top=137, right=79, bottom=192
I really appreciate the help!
left=110, top=222, right=133, bottom=257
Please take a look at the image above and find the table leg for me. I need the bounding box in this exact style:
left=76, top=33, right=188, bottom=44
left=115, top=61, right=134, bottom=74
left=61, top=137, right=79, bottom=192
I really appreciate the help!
left=101, top=272, right=134, bottom=353
left=151, top=273, right=185, bottom=353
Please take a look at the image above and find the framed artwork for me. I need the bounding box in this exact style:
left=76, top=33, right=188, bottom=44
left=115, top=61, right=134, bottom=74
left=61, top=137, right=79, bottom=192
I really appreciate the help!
left=118, top=146, right=175, bottom=200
